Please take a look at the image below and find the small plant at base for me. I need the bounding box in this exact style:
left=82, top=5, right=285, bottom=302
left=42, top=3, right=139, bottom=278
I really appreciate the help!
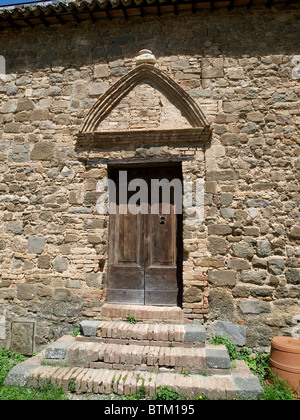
left=72, top=327, right=80, bottom=337
left=208, top=334, right=270, bottom=381
left=263, top=373, right=297, bottom=400
left=125, top=385, right=147, bottom=400
left=181, top=370, right=191, bottom=377
left=152, top=386, right=180, bottom=401
left=126, top=314, right=137, bottom=325
left=68, top=378, right=76, bottom=393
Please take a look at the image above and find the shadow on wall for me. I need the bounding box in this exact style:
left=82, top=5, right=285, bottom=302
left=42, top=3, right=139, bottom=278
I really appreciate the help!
left=0, top=55, right=5, bottom=74
left=0, top=6, right=300, bottom=74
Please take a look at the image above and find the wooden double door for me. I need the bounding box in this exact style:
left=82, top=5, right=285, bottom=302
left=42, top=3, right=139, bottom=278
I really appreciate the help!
left=107, top=165, right=183, bottom=306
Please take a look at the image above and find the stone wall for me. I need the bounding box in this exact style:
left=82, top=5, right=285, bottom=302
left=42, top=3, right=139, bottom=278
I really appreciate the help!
left=0, top=4, right=299, bottom=350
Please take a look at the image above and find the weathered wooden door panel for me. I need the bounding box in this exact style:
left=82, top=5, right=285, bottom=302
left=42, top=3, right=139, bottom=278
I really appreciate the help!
left=107, top=165, right=182, bottom=306
left=106, top=288, right=145, bottom=305
left=144, top=195, right=178, bottom=306
left=107, top=169, right=145, bottom=304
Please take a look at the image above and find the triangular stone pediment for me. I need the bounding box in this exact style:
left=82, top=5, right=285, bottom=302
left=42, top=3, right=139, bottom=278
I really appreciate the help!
left=99, top=82, right=192, bottom=131
left=80, top=64, right=209, bottom=134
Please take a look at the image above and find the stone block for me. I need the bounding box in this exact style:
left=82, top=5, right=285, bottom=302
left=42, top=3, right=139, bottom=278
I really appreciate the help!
left=53, top=257, right=68, bottom=273
left=184, top=324, right=206, bottom=343
left=94, top=64, right=110, bottom=78
left=232, top=242, right=254, bottom=259
left=88, top=82, right=109, bottom=96
left=208, top=224, right=232, bottom=236
left=240, top=270, right=267, bottom=285
left=223, top=101, right=251, bottom=113
left=208, top=270, right=236, bottom=287
left=195, top=257, right=225, bottom=268
left=27, top=236, right=46, bottom=254
left=220, top=193, right=233, bottom=206
left=268, top=258, right=285, bottom=275
left=189, top=88, right=212, bottom=98
left=227, top=68, right=244, bottom=80
left=30, top=142, right=54, bottom=161
left=290, top=226, right=300, bottom=239
left=4, top=363, right=39, bottom=387
left=220, top=208, right=235, bottom=219
left=45, top=341, right=73, bottom=360
left=68, top=207, right=93, bottom=214
left=53, top=288, right=71, bottom=302
left=16, top=99, right=34, bottom=112
left=17, top=285, right=36, bottom=301
left=80, top=320, right=102, bottom=337
left=247, top=199, right=270, bottom=208
left=238, top=300, right=270, bottom=314
left=6, top=221, right=23, bottom=234
left=38, top=254, right=51, bottom=269
left=10, top=320, right=35, bottom=356
left=233, top=376, right=263, bottom=400
left=7, top=86, right=18, bottom=96
left=228, top=259, right=251, bottom=271
left=1, top=102, right=17, bottom=115
left=183, top=286, right=203, bottom=303
left=4, top=123, right=20, bottom=133
left=205, top=345, right=231, bottom=369
left=202, top=67, right=223, bottom=79
left=208, top=236, right=229, bottom=256
left=257, top=240, right=271, bottom=257
left=210, top=320, right=246, bottom=346
left=220, top=133, right=247, bottom=146
left=285, top=269, right=300, bottom=285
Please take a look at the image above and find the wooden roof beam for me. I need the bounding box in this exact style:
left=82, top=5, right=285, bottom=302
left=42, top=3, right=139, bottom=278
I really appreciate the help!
left=89, top=11, right=97, bottom=22
left=191, top=0, right=196, bottom=13
left=72, top=13, right=81, bottom=24
left=7, top=17, right=20, bottom=29
left=23, top=18, right=35, bottom=28
left=156, top=0, right=162, bottom=17
left=39, top=15, right=50, bottom=27
left=120, top=3, right=129, bottom=19
left=105, top=9, right=112, bottom=20
left=228, top=0, right=234, bottom=10
left=54, top=14, right=66, bottom=25
left=174, top=2, right=178, bottom=15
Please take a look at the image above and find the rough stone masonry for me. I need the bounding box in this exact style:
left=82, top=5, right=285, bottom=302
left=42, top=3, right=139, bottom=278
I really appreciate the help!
left=0, top=2, right=299, bottom=352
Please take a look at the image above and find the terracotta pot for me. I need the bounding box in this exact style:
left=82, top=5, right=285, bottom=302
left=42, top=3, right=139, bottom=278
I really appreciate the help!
left=269, top=336, right=300, bottom=397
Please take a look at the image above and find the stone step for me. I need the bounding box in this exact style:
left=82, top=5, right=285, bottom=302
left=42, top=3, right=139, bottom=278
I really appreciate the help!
left=5, top=356, right=263, bottom=400
left=45, top=338, right=231, bottom=375
left=79, top=320, right=206, bottom=348
left=100, top=304, right=184, bottom=323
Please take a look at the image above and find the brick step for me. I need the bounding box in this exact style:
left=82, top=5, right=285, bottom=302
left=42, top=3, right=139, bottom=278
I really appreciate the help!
left=79, top=320, right=206, bottom=347
left=27, top=365, right=236, bottom=399
left=100, top=304, right=184, bottom=323
left=4, top=337, right=264, bottom=400
left=45, top=339, right=231, bottom=375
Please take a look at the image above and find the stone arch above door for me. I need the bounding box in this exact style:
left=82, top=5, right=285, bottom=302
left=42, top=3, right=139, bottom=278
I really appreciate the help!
left=77, top=54, right=211, bottom=147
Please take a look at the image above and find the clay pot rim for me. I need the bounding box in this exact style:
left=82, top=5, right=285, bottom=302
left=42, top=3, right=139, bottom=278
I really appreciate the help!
left=271, top=336, right=300, bottom=354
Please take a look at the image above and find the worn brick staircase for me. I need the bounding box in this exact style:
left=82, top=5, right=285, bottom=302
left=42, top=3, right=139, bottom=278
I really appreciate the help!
left=4, top=305, right=263, bottom=400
